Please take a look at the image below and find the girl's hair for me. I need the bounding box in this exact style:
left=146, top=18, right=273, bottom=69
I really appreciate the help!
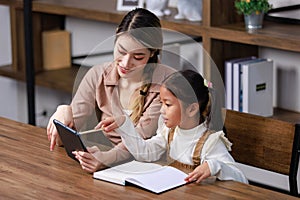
left=116, top=8, right=163, bottom=124
left=163, top=70, right=211, bottom=125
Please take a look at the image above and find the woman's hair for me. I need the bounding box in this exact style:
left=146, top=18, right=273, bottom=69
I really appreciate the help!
left=116, top=8, right=163, bottom=124
left=116, top=8, right=162, bottom=60
left=163, top=70, right=211, bottom=125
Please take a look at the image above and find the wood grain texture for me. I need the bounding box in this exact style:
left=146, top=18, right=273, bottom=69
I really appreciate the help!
left=207, top=22, right=300, bottom=53
left=35, top=65, right=88, bottom=93
left=1, top=117, right=298, bottom=199
left=225, top=109, right=296, bottom=175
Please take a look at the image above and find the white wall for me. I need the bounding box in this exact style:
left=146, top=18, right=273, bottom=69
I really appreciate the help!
left=67, top=17, right=203, bottom=73
left=0, top=6, right=21, bottom=121
left=0, top=5, right=12, bottom=66
left=66, top=18, right=116, bottom=57
left=0, top=75, right=71, bottom=127
left=168, top=0, right=177, bottom=8
left=260, top=48, right=300, bottom=112
left=0, top=77, right=26, bottom=122
left=268, top=0, right=299, bottom=8
left=34, top=86, right=71, bottom=127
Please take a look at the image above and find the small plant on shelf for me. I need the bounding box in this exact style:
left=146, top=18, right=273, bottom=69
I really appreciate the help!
left=235, top=0, right=272, bottom=30
left=234, top=0, right=272, bottom=15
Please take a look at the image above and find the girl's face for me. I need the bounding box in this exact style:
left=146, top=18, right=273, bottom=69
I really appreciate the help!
left=114, top=34, right=152, bottom=79
left=160, top=86, right=188, bottom=129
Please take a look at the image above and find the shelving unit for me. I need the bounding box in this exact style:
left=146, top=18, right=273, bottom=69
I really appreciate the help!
left=0, top=0, right=300, bottom=122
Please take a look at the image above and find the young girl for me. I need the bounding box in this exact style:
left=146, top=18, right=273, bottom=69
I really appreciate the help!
left=99, top=70, right=248, bottom=183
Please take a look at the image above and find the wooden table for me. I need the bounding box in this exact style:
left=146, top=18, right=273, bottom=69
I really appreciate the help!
left=0, top=117, right=298, bottom=200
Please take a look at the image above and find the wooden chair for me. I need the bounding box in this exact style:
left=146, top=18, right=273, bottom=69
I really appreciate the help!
left=224, top=110, right=300, bottom=197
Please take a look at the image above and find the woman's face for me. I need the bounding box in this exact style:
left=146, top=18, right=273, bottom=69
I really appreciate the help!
left=160, top=86, right=188, bottom=129
left=114, top=34, right=152, bottom=79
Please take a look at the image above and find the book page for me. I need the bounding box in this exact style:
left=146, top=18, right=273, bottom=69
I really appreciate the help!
left=112, top=160, right=162, bottom=173
left=93, top=161, right=188, bottom=193
left=125, top=166, right=188, bottom=194
left=93, top=161, right=163, bottom=185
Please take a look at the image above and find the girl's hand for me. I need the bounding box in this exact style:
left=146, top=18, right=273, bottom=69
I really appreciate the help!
left=72, top=146, right=106, bottom=173
left=95, top=115, right=126, bottom=132
left=184, top=162, right=211, bottom=183
left=47, top=105, right=74, bottom=151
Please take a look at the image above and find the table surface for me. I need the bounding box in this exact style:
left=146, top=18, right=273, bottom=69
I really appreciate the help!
left=0, top=117, right=298, bottom=200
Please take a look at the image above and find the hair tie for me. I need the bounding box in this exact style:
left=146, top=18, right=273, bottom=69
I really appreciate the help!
left=140, top=90, right=147, bottom=96
left=204, top=79, right=213, bottom=88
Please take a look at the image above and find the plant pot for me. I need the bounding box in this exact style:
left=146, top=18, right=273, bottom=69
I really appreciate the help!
left=244, top=12, right=264, bottom=30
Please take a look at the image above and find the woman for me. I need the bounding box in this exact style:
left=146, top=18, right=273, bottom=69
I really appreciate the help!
left=47, top=8, right=174, bottom=172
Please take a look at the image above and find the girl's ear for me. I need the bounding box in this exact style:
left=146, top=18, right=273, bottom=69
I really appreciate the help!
left=186, top=103, right=199, bottom=117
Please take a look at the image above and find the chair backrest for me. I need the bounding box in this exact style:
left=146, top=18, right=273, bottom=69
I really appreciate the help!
left=224, top=109, right=299, bottom=196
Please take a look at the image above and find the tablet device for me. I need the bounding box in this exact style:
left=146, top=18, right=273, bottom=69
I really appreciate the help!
left=53, top=119, right=87, bottom=161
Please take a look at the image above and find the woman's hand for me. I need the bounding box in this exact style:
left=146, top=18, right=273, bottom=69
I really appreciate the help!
left=95, top=115, right=126, bottom=132
left=73, top=146, right=107, bottom=173
left=46, top=105, right=74, bottom=151
left=184, top=162, right=211, bottom=183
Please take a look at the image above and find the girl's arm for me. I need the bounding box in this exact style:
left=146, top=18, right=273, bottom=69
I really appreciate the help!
left=116, top=115, right=167, bottom=162
left=73, top=144, right=132, bottom=173
left=186, top=131, right=248, bottom=184
left=202, top=132, right=248, bottom=183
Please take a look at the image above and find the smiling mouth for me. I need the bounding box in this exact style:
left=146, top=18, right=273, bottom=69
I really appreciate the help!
left=119, top=65, right=130, bottom=74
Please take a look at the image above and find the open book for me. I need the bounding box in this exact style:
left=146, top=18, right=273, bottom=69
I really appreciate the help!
left=93, top=160, right=188, bottom=194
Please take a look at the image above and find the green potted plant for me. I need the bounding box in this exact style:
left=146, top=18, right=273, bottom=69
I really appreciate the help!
left=234, top=0, right=272, bottom=30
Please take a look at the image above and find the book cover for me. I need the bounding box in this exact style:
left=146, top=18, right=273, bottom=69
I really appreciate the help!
left=225, top=56, right=256, bottom=109
left=242, top=59, right=274, bottom=117
left=53, top=119, right=113, bottom=161
left=232, top=57, right=258, bottom=111
left=93, top=160, right=188, bottom=194
left=239, top=58, right=266, bottom=112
